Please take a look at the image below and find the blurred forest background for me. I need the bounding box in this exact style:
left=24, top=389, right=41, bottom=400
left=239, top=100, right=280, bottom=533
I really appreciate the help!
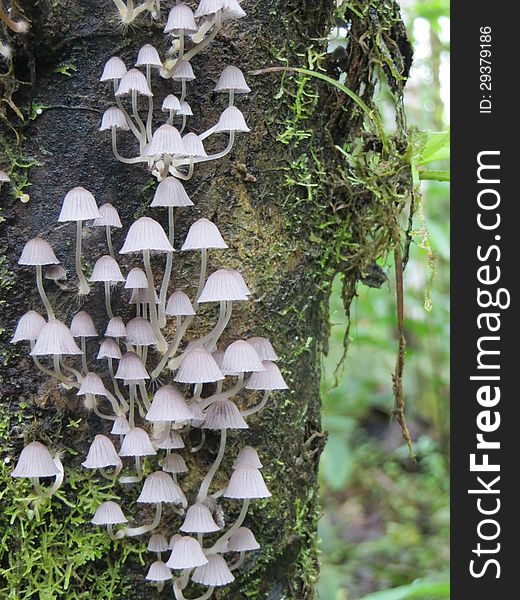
left=318, top=1, right=450, bottom=599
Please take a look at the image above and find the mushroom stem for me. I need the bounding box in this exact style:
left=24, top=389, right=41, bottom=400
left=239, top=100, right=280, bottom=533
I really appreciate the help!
left=75, top=220, right=90, bottom=295
left=180, top=79, right=186, bottom=103
left=182, top=11, right=222, bottom=63
left=131, top=89, right=147, bottom=147
left=199, top=373, right=246, bottom=411
left=145, top=64, right=154, bottom=143
left=129, top=382, right=136, bottom=428
left=195, top=248, right=207, bottom=302
left=179, top=114, right=187, bottom=134
left=111, top=127, right=146, bottom=164
left=59, top=358, right=83, bottom=382
left=106, top=225, right=115, bottom=258
left=80, top=337, right=88, bottom=374
left=138, top=379, right=151, bottom=411
left=117, top=502, right=162, bottom=537
left=190, top=429, right=206, bottom=453
left=173, top=581, right=215, bottom=600
left=120, top=455, right=144, bottom=484
left=151, top=314, right=194, bottom=378
left=241, top=390, right=271, bottom=417
left=143, top=249, right=168, bottom=353
left=229, top=551, right=246, bottom=571
left=229, top=89, right=235, bottom=107
left=108, top=358, right=129, bottom=410
left=178, top=30, right=185, bottom=59
left=30, top=343, right=77, bottom=388
left=204, top=300, right=232, bottom=352
left=35, top=265, right=55, bottom=320
left=158, top=207, right=175, bottom=327
left=30, top=455, right=64, bottom=498
left=169, top=157, right=194, bottom=180
left=104, top=281, right=115, bottom=319
left=209, top=499, right=251, bottom=554
left=196, top=428, right=227, bottom=501
left=114, top=87, right=142, bottom=141
left=99, top=462, right=123, bottom=481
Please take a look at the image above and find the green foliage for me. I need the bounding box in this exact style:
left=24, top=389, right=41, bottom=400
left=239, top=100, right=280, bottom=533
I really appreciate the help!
left=361, top=580, right=449, bottom=600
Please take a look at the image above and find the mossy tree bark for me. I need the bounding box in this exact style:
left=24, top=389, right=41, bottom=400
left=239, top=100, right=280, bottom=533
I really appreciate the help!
left=0, top=1, right=411, bottom=599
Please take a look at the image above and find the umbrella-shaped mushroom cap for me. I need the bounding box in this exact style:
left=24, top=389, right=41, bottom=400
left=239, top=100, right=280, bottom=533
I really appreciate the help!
left=11, top=441, right=59, bottom=478
left=171, top=59, right=195, bottom=81
left=180, top=503, right=220, bottom=533
left=192, top=554, right=235, bottom=587
left=160, top=452, right=188, bottom=474
left=174, top=347, right=224, bottom=384
left=58, top=187, right=101, bottom=222
left=233, top=446, right=263, bottom=470
left=19, top=238, right=59, bottom=266
left=202, top=399, right=248, bottom=430
left=162, top=94, right=181, bottom=112
left=145, top=124, right=186, bottom=158
left=93, top=203, right=123, bottom=228
left=215, top=106, right=250, bottom=133
left=198, top=269, right=248, bottom=303
left=182, top=133, right=207, bottom=157
left=70, top=311, right=98, bottom=337
left=246, top=337, right=278, bottom=361
left=125, top=267, right=149, bottom=289
left=115, top=68, right=153, bottom=97
left=30, top=320, right=83, bottom=356
left=165, top=3, right=197, bottom=33
left=211, top=349, right=225, bottom=370
left=228, top=268, right=251, bottom=295
left=155, top=430, right=185, bottom=450
left=145, top=560, right=172, bottom=582
left=99, top=107, right=130, bottom=131
left=120, top=217, right=174, bottom=254
left=227, top=527, right=260, bottom=551
left=119, top=427, right=156, bottom=457
left=111, top=414, right=131, bottom=435
left=148, top=533, right=169, bottom=553
left=0, top=170, right=10, bottom=182
left=146, top=385, right=194, bottom=422
left=125, top=317, right=157, bottom=346
left=214, top=65, right=251, bottom=93
left=89, top=255, right=125, bottom=283
left=77, top=372, right=108, bottom=396
left=45, top=264, right=67, bottom=281
left=100, top=56, right=127, bottom=81
left=165, top=290, right=195, bottom=316
left=177, top=101, right=193, bottom=116
left=105, top=316, right=127, bottom=338
left=224, top=465, right=271, bottom=499
left=221, top=340, right=264, bottom=374
left=97, top=337, right=122, bottom=360
left=92, top=500, right=127, bottom=525
left=195, top=0, right=224, bottom=17
left=169, top=534, right=182, bottom=550
left=82, top=434, right=121, bottom=469
left=165, top=536, right=208, bottom=569
left=137, top=471, right=186, bottom=504
left=136, top=44, right=162, bottom=67
left=151, top=176, right=193, bottom=208
left=246, top=361, right=288, bottom=390
left=181, top=218, right=227, bottom=250
left=115, top=351, right=149, bottom=380
left=130, top=287, right=160, bottom=305
left=11, top=310, right=46, bottom=343
left=222, top=0, right=247, bottom=21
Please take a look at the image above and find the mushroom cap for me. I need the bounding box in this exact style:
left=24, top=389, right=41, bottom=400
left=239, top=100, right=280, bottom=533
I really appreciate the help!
left=221, top=340, right=264, bottom=374
left=192, top=554, right=235, bottom=587
left=115, top=68, right=153, bottom=97
left=194, top=0, right=224, bottom=18
left=198, top=269, right=249, bottom=303
left=165, top=3, right=197, bottom=33
left=177, top=100, right=193, bottom=116
left=224, top=466, right=271, bottom=499
left=105, top=316, right=127, bottom=338
left=160, top=452, right=188, bottom=474
left=171, top=59, right=195, bottom=81
left=11, top=310, right=46, bottom=343
left=30, top=320, right=83, bottom=356
left=181, top=218, right=228, bottom=251
left=146, top=385, right=194, bottom=422
left=92, top=500, right=127, bottom=525
left=145, top=124, right=186, bottom=158
left=97, top=337, right=122, bottom=360
left=136, top=44, right=162, bottom=68
left=93, top=203, right=123, bottom=228
left=222, top=0, right=246, bottom=21
left=148, top=533, right=169, bottom=553
left=100, top=56, right=127, bottom=81
left=89, top=255, right=125, bottom=283
left=151, top=176, right=193, bottom=208
left=168, top=534, right=182, bottom=550
left=174, top=348, right=224, bottom=384
left=180, top=503, right=220, bottom=533
left=227, top=527, right=260, bottom=551
left=246, top=361, right=288, bottom=390
left=211, top=349, right=225, bottom=370
left=182, top=133, right=207, bottom=157
left=214, top=65, right=251, bottom=93
left=215, top=106, right=250, bottom=133
left=0, top=170, right=10, bottom=182
left=82, top=434, right=121, bottom=469
left=125, top=317, right=157, bottom=346
left=119, top=427, right=156, bottom=457
left=145, top=560, right=172, bottom=582
left=77, top=372, right=108, bottom=396
left=11, top=441, right=59, bottom=478
left=154, top=430, right=185, bottom=450
left=115, top=351, right=149, bottom=380
left=120, top=217, right=174, bottom=254
left=99, top=107, right=130, bottom=131
left=45, top=264, right=67, bottom=281
left=125, top=267, right=149, bottom=289
left=111, top=414, right=131, bottom=435
left=58, top=186, right=101, bottom=222
left=246, top=337, right=278, bottom=361
left=19, top=237, right=59, bottom=266
left=137, top=471, right=186, bottom=504
left=202, top=399, right=248, bottom=430
left=165, top=536, right=208, bottom=569
left=129, top=287, right=160, bottom=305
left=70, top=311, right=98, bottom=337
left=233, top=446, right=263, bottom=470
left=165, top=290, right=195, bottom=316
left=161, top=94, right=181, bottom=112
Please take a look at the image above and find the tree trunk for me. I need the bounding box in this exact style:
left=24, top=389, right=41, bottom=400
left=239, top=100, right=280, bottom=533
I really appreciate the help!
left=0, top=1, right=411, bottom=599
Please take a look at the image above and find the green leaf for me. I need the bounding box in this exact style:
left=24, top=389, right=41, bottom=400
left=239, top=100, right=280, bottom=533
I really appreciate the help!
left=360, top=580, right=450, bottom=600
left=417, top=130, right=450, bottom=165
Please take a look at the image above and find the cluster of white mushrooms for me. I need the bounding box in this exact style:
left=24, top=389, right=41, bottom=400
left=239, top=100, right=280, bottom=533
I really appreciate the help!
left=11, top=2, right=289, bottom=597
